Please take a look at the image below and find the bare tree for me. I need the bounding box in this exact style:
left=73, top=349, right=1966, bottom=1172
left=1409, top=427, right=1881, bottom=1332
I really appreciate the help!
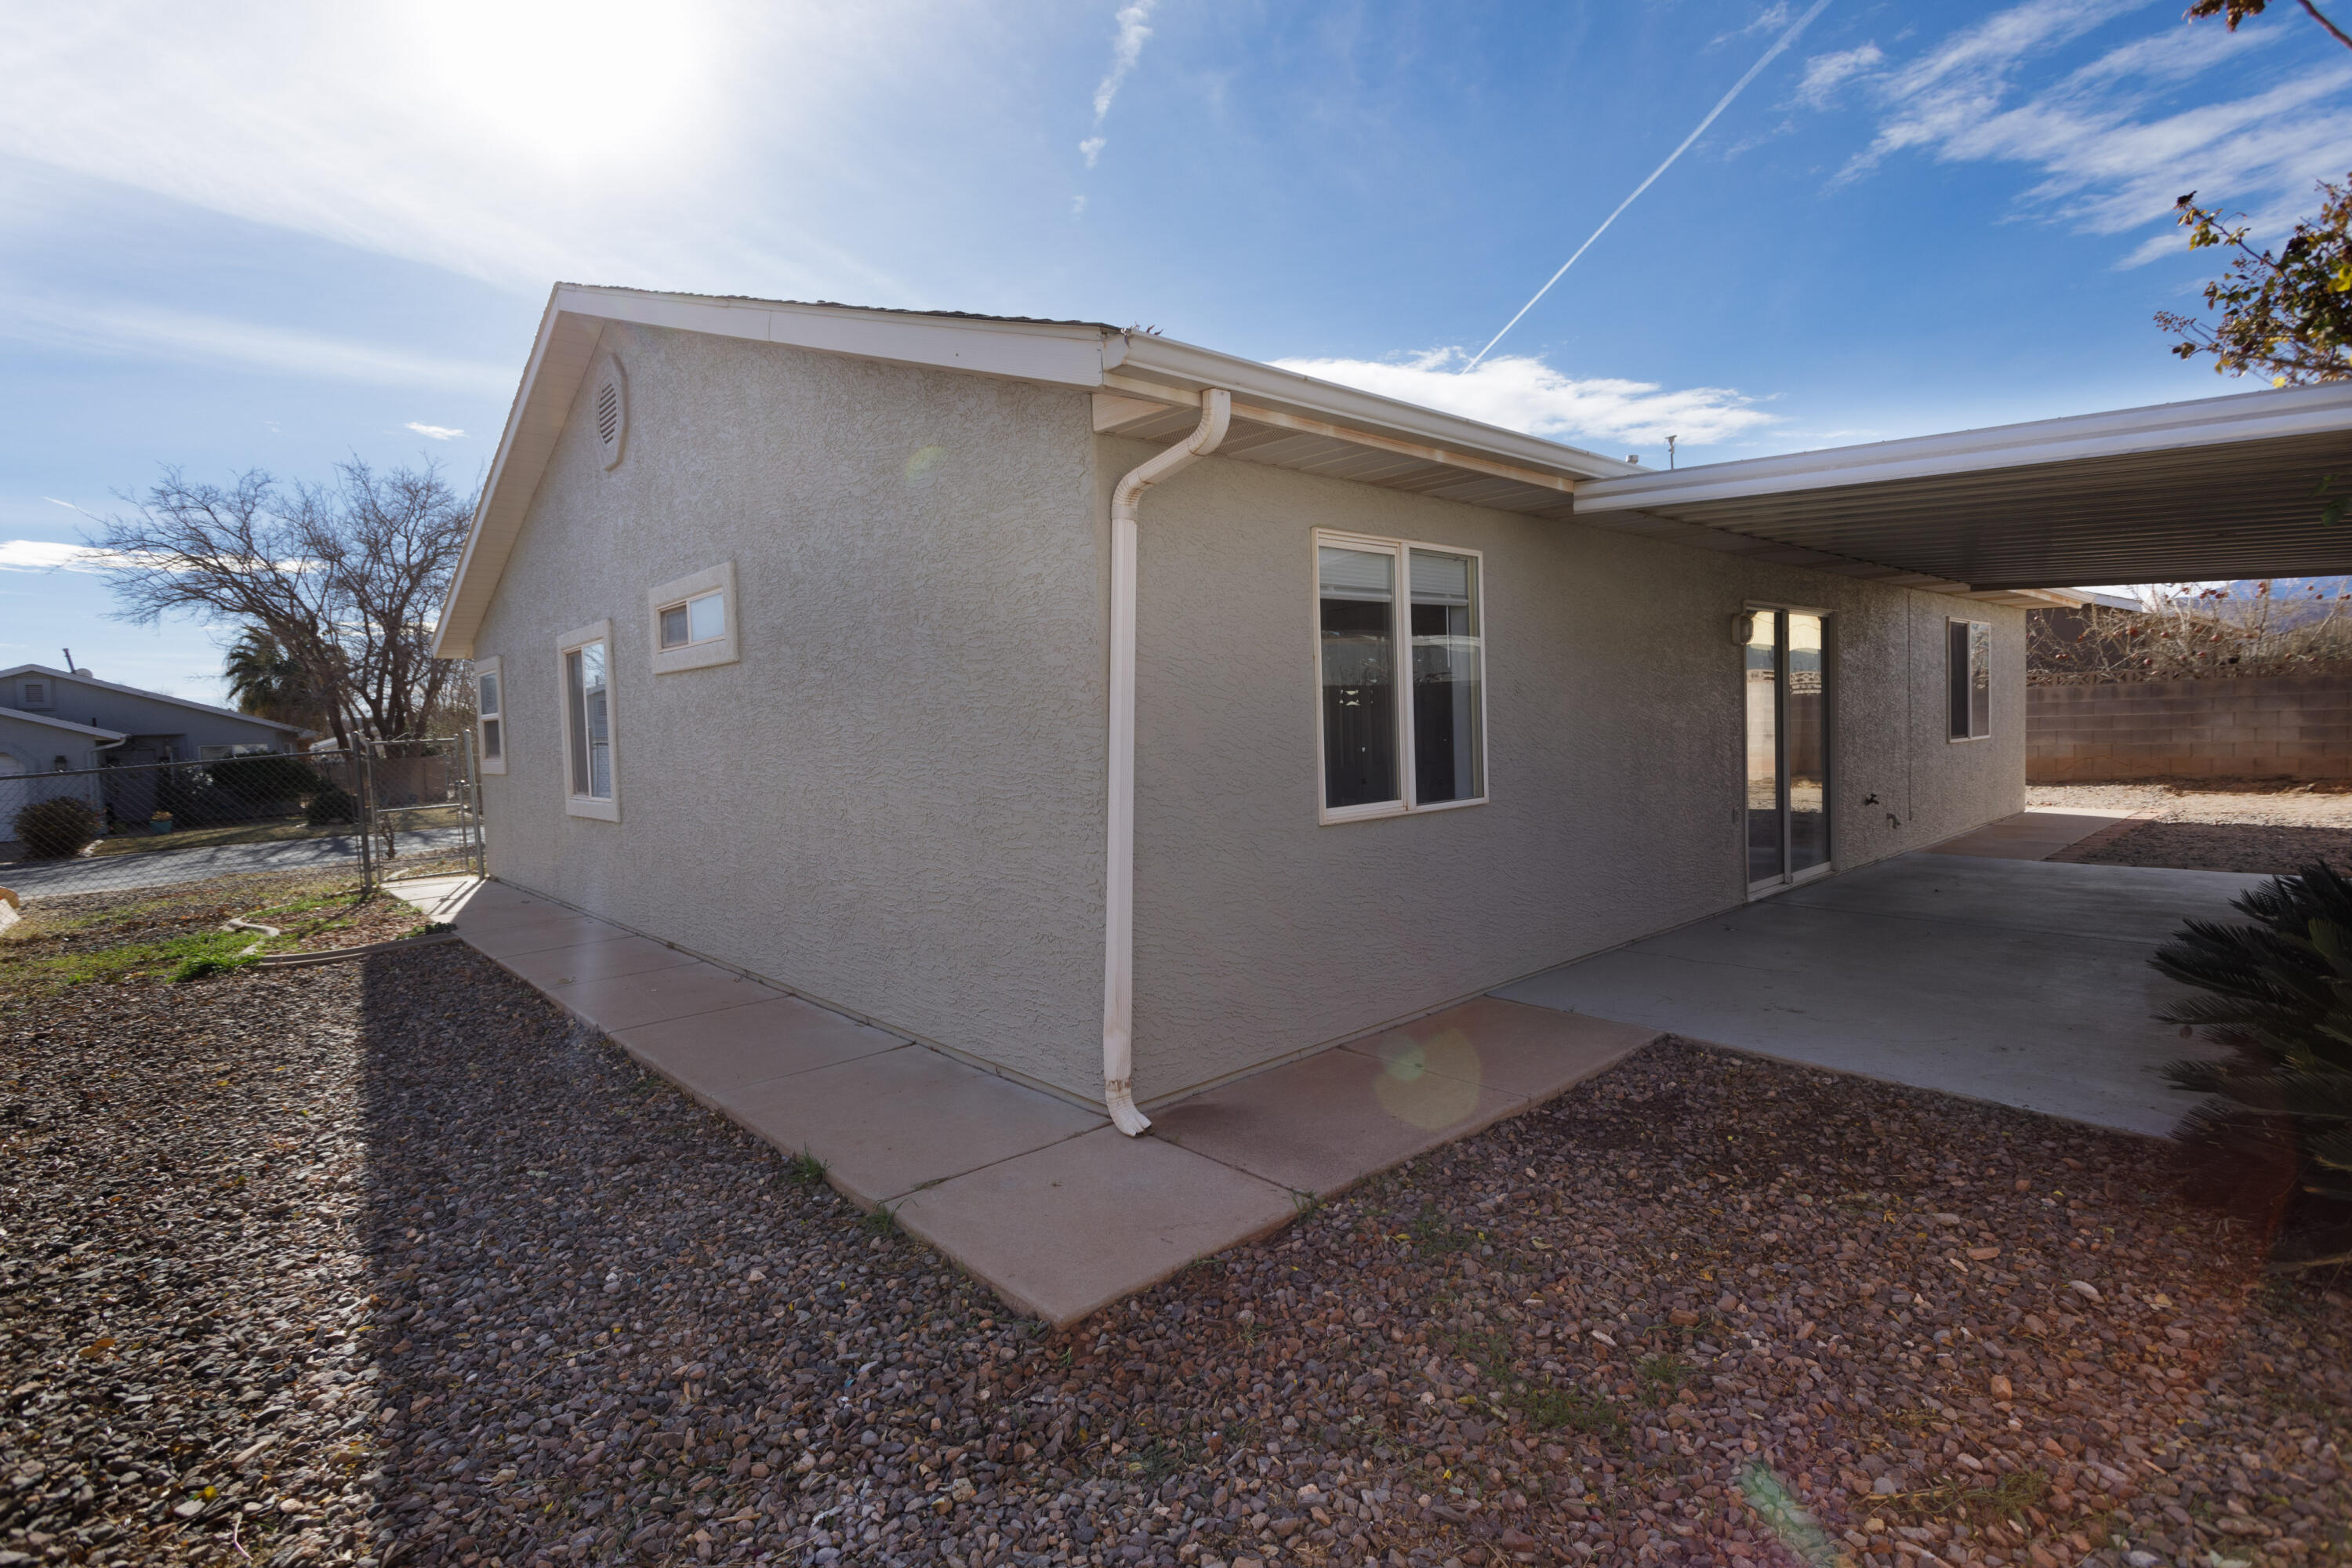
left=88, top=460, right=475, bottom=749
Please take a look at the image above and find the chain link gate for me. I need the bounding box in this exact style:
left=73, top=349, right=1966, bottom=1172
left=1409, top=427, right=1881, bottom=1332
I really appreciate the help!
left=358, top=731, right=485, bottom=891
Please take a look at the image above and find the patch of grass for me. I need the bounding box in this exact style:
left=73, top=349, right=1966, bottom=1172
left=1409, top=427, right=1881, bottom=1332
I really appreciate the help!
left=1635, top=1352, right=1693, bottom=1403
left=1887, top=1467, right=2051, bottom=1527
left=1513, top=1383, right=1627, bottom=1438
left=1124, top=1438, right=1192, bottom=1486
left=5, top=927, right=263, bottom=992
left=859, top=1201, right=902, bottom=1239
left=1407, top=1204, right=1474, bottom=1256
left=171, top=953, right=260, bottom=983
left=785, top=1149, right=829, bottom=1187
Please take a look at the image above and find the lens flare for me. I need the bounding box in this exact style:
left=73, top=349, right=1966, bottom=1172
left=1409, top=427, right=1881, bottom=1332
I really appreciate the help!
left=1371, top=1027, right=1482, bottom=1129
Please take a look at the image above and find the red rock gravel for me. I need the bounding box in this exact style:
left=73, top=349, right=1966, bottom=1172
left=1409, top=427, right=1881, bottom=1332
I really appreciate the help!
left=2, top=903, right=2347, bottom=1568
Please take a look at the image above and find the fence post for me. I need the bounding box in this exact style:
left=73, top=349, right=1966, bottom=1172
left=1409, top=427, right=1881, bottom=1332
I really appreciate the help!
left=356, top=743, right=376, bottom=893
left=466, top=728, right=486, bottom=877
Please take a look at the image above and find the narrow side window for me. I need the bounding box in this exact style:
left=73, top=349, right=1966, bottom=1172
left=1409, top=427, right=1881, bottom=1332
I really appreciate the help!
left=476, top=659, right=504, bottom=771
left=557, top=622, right=618, bottom=819
left=1318, top=543, right=1400, bottom=811
left=1947, top=619, right=1991, bottom=740
left=1408, top=548, right=1483, bottom=804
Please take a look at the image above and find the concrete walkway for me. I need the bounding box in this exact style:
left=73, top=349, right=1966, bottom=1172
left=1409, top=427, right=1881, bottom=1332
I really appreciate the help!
left=1494, top=851, right=2262, bottom=1138
left=390, top=876, right=1655, bottom=1327
left=1922, top=805, right=2154, bottom=863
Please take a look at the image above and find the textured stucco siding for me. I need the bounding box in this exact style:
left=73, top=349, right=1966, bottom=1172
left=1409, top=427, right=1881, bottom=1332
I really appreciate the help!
left=1117, top=437, right=2025, bottom=1104
left=471, top=324, right=1110, bottom=1097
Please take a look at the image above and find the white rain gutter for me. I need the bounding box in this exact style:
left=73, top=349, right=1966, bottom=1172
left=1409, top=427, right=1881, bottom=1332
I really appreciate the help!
left=1102, top=386, right=1231, bottom=1135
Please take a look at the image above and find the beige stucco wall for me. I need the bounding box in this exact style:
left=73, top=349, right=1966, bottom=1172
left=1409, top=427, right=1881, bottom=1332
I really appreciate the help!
left=466, top=321, right=2024, bottom=1109
left=471, top=324, right=1112, bottom=1096
left=1117, top=437, right=2026, bottom=1103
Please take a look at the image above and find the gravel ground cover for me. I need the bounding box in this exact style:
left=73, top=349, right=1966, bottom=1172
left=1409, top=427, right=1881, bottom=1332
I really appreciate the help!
left=4, top=896, right=2348, bottom=1568
left=2024, top=785, right=2352, bottom=875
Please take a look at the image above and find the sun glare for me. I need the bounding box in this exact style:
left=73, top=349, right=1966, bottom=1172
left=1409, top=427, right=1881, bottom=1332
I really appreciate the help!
left=397, top=0, right=714, bottom=176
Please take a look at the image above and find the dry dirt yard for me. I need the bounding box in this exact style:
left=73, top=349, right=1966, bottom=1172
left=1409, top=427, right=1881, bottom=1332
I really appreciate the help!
left=2, top=885, right=2348, bottom=1568
left=2026, top=783, right=2352, bottom=876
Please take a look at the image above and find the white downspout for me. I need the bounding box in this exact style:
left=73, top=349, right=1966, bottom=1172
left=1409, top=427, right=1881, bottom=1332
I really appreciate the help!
left=1102, top=387, right=1232, bottom=1135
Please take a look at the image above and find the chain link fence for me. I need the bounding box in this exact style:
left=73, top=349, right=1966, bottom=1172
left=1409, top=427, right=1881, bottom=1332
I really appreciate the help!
left=0, top=736, right=482, bottom=902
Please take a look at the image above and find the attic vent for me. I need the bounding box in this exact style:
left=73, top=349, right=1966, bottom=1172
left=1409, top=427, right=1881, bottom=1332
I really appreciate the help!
left=593, top=360, right=627, bottom=470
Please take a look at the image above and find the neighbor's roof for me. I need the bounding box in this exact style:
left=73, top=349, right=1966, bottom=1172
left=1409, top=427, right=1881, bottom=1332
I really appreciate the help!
left=0, top=665, right=309, bottom=734
left=0, top=705, right=125, bottom=741
left=1571, top=383, right=2352, bottom=593
left=431, top=285, right=1639, bottom=658
left=431, top=285, right=2352, bottom=659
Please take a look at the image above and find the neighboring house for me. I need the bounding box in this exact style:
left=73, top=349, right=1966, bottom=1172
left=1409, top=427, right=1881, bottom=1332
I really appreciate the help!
left=433, top=284, right=2121, bottom=1131
left=0, top=706, right=125, bottom=777
left=0, top=665, right=307, bottom=765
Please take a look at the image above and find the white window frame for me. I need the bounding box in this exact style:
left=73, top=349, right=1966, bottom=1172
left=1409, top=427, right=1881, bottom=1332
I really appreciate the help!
left=1947, top=618, right=1992, bottom=742
left=557, top=619, right=620, bottom=822
left=648, top=561, right=739, bottom=675
left=198, top=743, right=277, bottom=760
left=476, top=655, right=506, bottom=775
left=1310, top=528, right=1490, bottom=826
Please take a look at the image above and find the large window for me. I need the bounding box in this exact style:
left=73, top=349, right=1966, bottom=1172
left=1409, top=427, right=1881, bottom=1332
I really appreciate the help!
left=1947, top=619, right=1991, bottom=741
left=477, top=656, right=505, bottom=775
left=1315, top=532, right=1486, bottom=822
left=558, top=621, right=619, bottom=821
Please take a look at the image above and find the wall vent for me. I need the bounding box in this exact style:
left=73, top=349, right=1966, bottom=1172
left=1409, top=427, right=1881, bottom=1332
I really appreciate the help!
left=593, top=360, right=627, bottom=470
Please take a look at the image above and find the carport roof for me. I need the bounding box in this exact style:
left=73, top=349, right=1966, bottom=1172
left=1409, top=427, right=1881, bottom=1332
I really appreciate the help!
left=1570, top=382, right=2352, bottom=595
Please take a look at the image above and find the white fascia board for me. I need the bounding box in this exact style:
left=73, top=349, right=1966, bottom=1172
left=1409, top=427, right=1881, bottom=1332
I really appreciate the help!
left=1112, top=333, right=1634, bottom=483
left=1575, top=382, right=2352, bottom=514
left=0, top=703, right=125, bottom=740
left=559, top=285, right=1114, bottom=388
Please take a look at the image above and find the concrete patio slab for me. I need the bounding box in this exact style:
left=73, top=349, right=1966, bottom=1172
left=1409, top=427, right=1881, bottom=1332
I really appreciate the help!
left=1149, top=1037, right=1522, bottom=1199
left=613, top=996, right=904, bottom=1098
left=714, top=1047, right=1105, bottom=1208
left=1926, top=808, right=2142, bottom=861
left=1342, top=996, right=1657, bottom=1103
left=499, top=934, right=706, bottom=989
left=893, top=1127, right=1297, bottom=1326
left=543, top=962, right=785, bottom=1033
left=1494, top=852, right=2259, bottom=1137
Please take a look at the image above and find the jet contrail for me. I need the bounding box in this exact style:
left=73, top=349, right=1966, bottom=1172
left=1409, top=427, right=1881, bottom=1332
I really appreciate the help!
left=1465, top=0, right=1833, bottom=369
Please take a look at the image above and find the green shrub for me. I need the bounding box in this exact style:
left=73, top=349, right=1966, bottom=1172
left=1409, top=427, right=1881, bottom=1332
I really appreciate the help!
left=2154, top=862, right=2352, bottom=1259
left=304, top=786, right=359, bottom=826
left=12, top=795, right=102, bottom=858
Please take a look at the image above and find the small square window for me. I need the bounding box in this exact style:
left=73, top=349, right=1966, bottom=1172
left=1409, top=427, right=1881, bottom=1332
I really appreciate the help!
left=20, top=681, right=49, bottom=707
left=648, top=564, right=739, bottom=673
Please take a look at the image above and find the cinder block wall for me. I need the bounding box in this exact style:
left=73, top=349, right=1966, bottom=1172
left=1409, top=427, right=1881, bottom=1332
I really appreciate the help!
left=2027, top=675, right=2352, bottom=782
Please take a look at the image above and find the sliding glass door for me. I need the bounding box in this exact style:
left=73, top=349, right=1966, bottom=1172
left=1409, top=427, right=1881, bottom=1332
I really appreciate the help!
left=1744, top=608, right=1831, bottom=893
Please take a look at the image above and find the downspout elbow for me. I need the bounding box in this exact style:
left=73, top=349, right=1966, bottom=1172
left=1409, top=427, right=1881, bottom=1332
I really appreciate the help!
left=1102, top=387, right=1229, bottom=1135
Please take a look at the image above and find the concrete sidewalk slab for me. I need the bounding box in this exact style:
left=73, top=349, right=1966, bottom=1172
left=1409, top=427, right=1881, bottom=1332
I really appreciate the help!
left=501, top=935, right=706, bottom=989
left=615, top=996, right=904, bottom=1098
left=543, top=962, right=783, bottom=1033
left=1149, top=1042, right=1522, bottom=1199
left=1926, top=808, right=2141, bottom=861
left=456, top=910, right=626, bottom=960
left=1344, top=996, right=1657, bottom=1103
left=1496, top=852, right=2259, bottom=1137
left=893, top=1128, right=1297, bottom=1326
left=715, top=1047, right=1105, bottom=1207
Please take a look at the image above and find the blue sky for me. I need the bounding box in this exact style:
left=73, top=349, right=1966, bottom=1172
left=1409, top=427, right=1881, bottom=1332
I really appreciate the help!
left=4, top=0, right=2348, bottom=703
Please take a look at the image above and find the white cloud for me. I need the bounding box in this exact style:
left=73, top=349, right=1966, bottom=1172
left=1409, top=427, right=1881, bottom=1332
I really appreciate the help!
left=1795, top=43, right=1885, bottom=107
left=1271, top=349, right=1777, bottom=448
left=1828, top=0, right=2352, bottom=263
left=0, top=540, right=105, bottom=573
left=1, top=297, right=514, bottom=394
left=404, top=423, right=466, bottom=441
left=1079, top=0, right=1157, bottom=168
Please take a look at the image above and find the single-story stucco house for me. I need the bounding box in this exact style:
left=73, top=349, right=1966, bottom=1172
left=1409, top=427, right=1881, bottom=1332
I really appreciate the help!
left=429, top=284, right=2352, bottom=1132
left=0, top=664, right=307, bottom=768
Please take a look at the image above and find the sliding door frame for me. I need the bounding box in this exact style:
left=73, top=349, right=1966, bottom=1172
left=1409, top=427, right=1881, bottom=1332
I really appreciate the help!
left=1744, top=603, right=1836, bottom=899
